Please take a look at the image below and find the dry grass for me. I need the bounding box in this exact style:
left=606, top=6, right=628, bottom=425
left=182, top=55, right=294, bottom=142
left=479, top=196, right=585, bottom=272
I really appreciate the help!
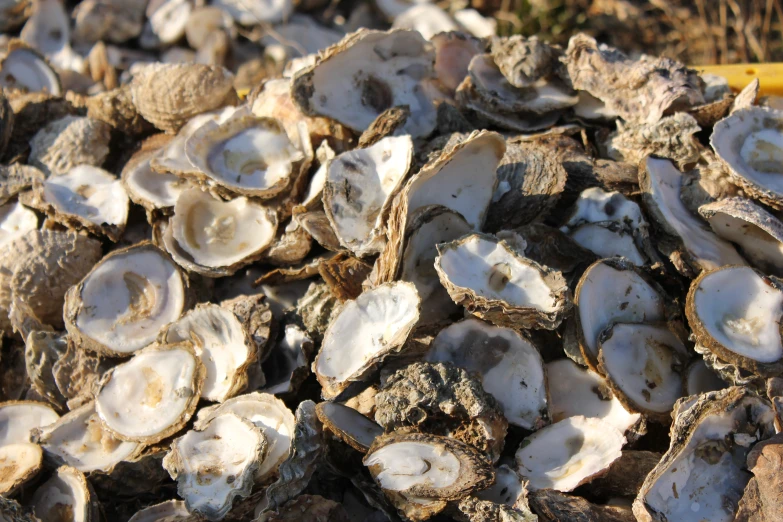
left=482, top=0, right=783, bottom=64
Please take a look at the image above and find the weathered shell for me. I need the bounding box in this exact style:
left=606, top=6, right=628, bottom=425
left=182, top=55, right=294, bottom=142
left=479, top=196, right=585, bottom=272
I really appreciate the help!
left=72, top=0, right=146, bottom=45
left=606, top=113, right=702, bottom=171
left=129, top=62, right=236, bottom=133
left=0, top=39, right=61, bottom=95
left=0, top=164, right=45, bottom=205
left=28, top=115, right=111, bottom=176
left=31, top=465, right=100, bottom=522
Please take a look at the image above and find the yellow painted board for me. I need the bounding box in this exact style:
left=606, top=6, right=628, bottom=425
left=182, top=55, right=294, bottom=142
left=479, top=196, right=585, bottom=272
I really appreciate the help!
left=237, top=87, right=250, bottom=100
left=693, top=63, right=783, bottom=97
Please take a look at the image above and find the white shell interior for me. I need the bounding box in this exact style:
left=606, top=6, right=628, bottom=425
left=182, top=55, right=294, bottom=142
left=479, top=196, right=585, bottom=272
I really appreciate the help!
left=38, top=403, right=139, bottom=473
left=43, top=165, right=129, bottom=228
left=693, top=266, right=783, bottom=363
left=0, top=443, right=42, bottom=493
left=95, top=346, right=199, bottom=440
left=515, top=416, right=625, bottom=491
left=166, top=413, right=262, bottom=520
left=0, top=401, right=59, bottom=445
left=685, top=360, right=727, bottom=396
left=171, top=188, right=277, bottom=268
left=546, top=359, right=640, bottom=434
left=262, top=324, right=310, bottom=395
left=703, top=208, right=783, bottom=271
left=406, top=133, right=503, bottom=229
left=315, top=282, right=420, bottom=389
left=437, top=234, right=558, bottom=312
left=365, top=441, right=460, bottom=492
left=0, top=48, right=61, bottom=95
left=0, top=202, right=38, bottom=248
left=577, top=262, right=664, bottom=357
left=325, top=135, right=412, bottom=256
left=125, top=154, right=189, bottom=209
left=306, top=30, right=437, bottom=137
left=128, top=500, right=192, bottom=522
left=427, top=318, right=547, bottom=429
left=164, top=304, right=253, bottom=402
left=570, top=224, right=645, bottom=266
left=564, top=187, right=645, bottom=230
left=213, top=0, right=293, bottom=24
left=148, top=0, right=191, bottom=44
left=644, top=157, right=746, bottom=270
left=194, top=393, right=295, bottom=481
left=599, top=323, right=685, bottom=413
left=475, top=464, right=525, bottom=507
left=400, top=208, right=471, bottom=322
left=75, top=246, right=185, bottom=354
left=31, top=468, right=89, bottom=522
left=320, top=402, right=383, bottom=450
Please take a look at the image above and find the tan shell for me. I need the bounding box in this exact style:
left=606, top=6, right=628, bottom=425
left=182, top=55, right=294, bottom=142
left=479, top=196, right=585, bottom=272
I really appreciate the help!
left=0, top=230, right=102, bottom=335
left=0, top=39, right=61, bottom=96
left=0, top=164, right=45, bottom=206
left=82, top=86, right=152, bottom=136
left=129, top=62, right=237, bottom=133
left=28, top=115, right=111, bottom=176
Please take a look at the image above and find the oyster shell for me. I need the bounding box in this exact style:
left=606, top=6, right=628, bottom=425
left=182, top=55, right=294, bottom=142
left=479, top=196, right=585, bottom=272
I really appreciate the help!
left=606, top=113, right=701, bottom=171
left=640, top=156, right=746, bottom=275
left=194, top=392, right=296, bottom=483
left=364, top=431, right=493, bottom=503
left=0, top=201, right=37, bottom=248
left=26, top=164, right=129, bottom=241
left=435, top=233, right=570, bottom=330
left=129, top=62, right=236, bottom=133
left=0, top=400, right=59, bottom=445
left=374, top=362, right=507, bottom=462
left=686, top=265, right=783, bottom=377
left=684, top=358, right=727, bottom=396
left=31, top=466, right=99, bottom=522
left=163, top=412, right=266, bottom=521
left=163, top=188, right=278, bottom=276
left=28, top=116, right=111, bottom=177
left=699, top=197, right=783, bottom=276
left=426, top=318, right=548, bottom=430
left=597, top=323, right=688, bottom=422
left=63, top=242, right=188, bottom=356
left=214, top=0, right=292, bottom=24
left=127, top=500, right=193, bottom=522
left=316, top=401, right=383, bottom=453
left=0, top=164, right=45, bottom=206
left=33, top=401, right=141, bottom=473
left=0, top=40, right=61, bottom=95
left=94, top=342, right=205, bottom=443
left=563, top=33, right=704, bottom=124
left=313, top=281, right=420, bottom=399
left=575, top=258, right=668, bottom=371
left=160, top=303, right=257, bottom=402
left=141, top=0, right=191, bottom=49
left=261, top=323, right=312, bottom=396
left=745, top=433, right=783, bottom=522
left=0, top=442, right=42, bottom=495
left=324, top=135, right=412, bottom=257
left=515, top=416, right=625, bottom=492
left=711, top=106, right=783, bottom=208
left=633, top=387, right=775, bottom=522
left=72, top=0, right=146, bottom=45
left=185, top=114, right=306, bottom=199
left=265, top=495, right=349, bottom=522
left=292, top=29, right=438, bottom=138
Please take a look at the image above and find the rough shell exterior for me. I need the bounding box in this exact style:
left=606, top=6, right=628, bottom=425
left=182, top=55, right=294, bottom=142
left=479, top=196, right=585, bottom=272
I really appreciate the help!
left=28, top=115, right=111, bottom=176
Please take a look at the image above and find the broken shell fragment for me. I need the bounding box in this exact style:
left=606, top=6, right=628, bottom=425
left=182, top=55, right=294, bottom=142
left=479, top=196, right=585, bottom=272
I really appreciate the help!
left=30, top=164, right=129, bottom=241
left=31, top=465, right=99, bottom=522
left=324, top=135, right=412, bottom=256
left=515, top=416, right=625, bottom=492
left=262, top=323, right=312, bottom=396
left=364, top=431, right=494, bottom=500
left=699, top=197, right=783, bottom=276
left=597, top=323, right=687, bottom=422
left=160, top=303, right=257, bottom=402
left=313, top=281, right=420, bottom=399
left=0, top=201, right=37, bottom=248
left=435, top=233, right=570, bottom=330
left=185, top=114, right=305, bottom=199
left=128, top=500, right=193, bottom=522
left=711, top=107, right=783, bottom=208
left=165, top=188, right=278, bottom=276
left=63, top=242, right=188, bottom=356
left=640, top=156, right=746, bottom=274
left=28, top=115, right=111, bottom=177
left=292, top=29, right=438, bottom=138
left=316, top=401, right=383, bottom=453
left=683, top=359, right=727, bottom=396
left=163, top=412, right=266, bottom=521
left=0, top=442, right=42, bottom=495
left=94, top=342, right=205, bottom=444
left=0, top=41, right=61, bottom=95
left=633, top=387, right=775, bottom=522
left=0, top=400, right=59, bottom=445
left=33, top=402, right=141, bottom=473
left=0, top=164, right=45, bottom=206
left=575, top=258, right=667, bottom=371
left=194, top=392, right=295, bottom=483
left=121, top=134, right=189, bottom=216
left=686, top=265, right=783, bottom=377
left=426, top=318, right=548, bottom=430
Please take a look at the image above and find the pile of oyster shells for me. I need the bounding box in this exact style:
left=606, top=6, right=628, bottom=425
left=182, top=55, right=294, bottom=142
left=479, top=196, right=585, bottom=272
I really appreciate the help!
left=3, top=1, right=783, bottom=522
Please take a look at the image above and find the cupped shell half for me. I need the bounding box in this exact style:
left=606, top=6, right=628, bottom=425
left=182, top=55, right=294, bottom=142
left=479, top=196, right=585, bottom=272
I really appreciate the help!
left=313, top=281, right=420, bottom=399
left=0, top=442, right=42, bottom=495
left=0, top=400, right=59, bottom=445
left=0, top=39, right=61, bottom=95
left=184, top=114, right=306, bottom=199
left=64, top=242, right=189, bottom=357
left=121, top=133, right=189, bottom=216
left=94, top=342, right=205, bottom=444
left=163, top=412, right=266, bottom=521
left=315, top=401, right=383, bottom=453
left=435, top=233, right=570, bottom=330
left=686, top=265, right=783, bottom=378
left=292, top=29, right=438, bottom=138
left=30, top=465, right=99, bottom=522
left=163, top=188, right=278, bottom=277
